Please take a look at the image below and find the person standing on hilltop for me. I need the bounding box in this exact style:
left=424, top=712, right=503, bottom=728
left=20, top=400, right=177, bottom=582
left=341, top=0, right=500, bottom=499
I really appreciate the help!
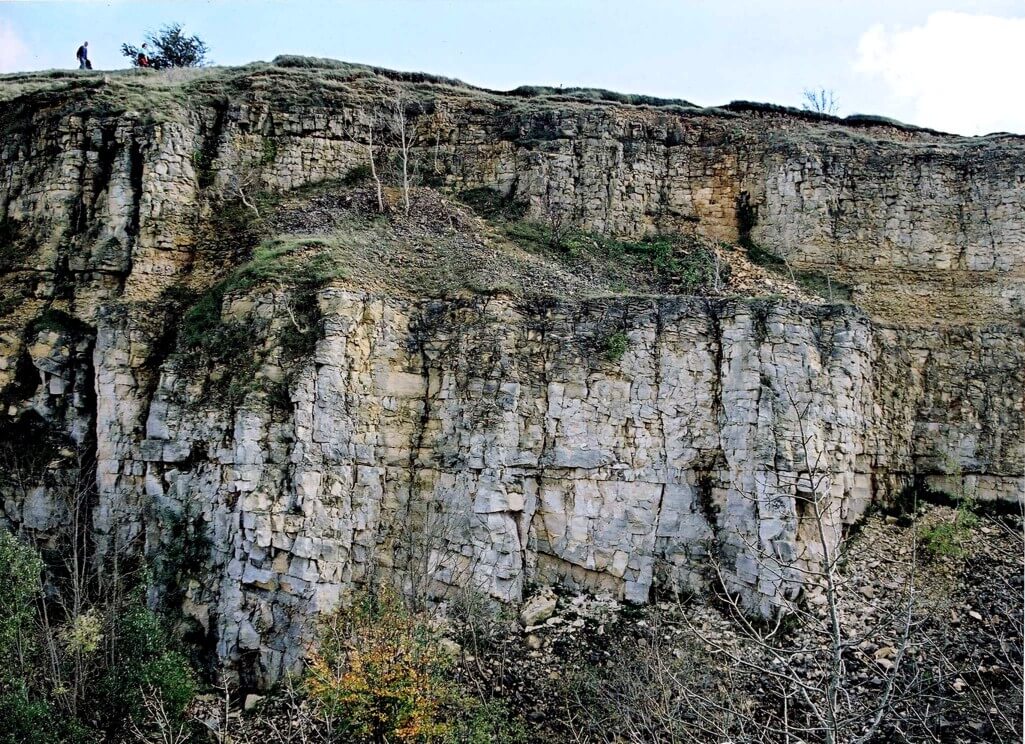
left=136, top=43, right=150, bottom=68
left=76, top=41, right=91, bottom=69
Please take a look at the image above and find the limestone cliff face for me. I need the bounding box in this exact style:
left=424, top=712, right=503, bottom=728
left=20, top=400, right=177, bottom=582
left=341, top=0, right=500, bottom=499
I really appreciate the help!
left=1, top=62, right=1022, bottom=685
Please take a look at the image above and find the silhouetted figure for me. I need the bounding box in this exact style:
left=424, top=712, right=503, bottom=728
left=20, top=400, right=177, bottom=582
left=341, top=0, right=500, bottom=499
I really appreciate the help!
left=76, top=41, right=90, bottom=70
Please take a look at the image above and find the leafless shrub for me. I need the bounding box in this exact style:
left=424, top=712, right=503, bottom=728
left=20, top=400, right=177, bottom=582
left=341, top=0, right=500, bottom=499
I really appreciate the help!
left=539, top=185, right=576, bottom=249
left=559, top=360, right=1020, bottom=742
left=221, top=141, right=264, bottom=219
left=803, top=87, right=839, bottom=116
left=392, top=99, right=413, bottom=215
left=568, top=612, right=766, bottom=743
left=130, top=685, right=192, bottom=744
left=346, top=97, right=423, bottom=216
left=0, top=443, right=110, bottom=718
left=687, top=380, right=919, bottom=743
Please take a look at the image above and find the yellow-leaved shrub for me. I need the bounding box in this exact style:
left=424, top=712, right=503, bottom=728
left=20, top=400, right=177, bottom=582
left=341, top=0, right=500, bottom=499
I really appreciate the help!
left=305, top=584, right=465, bottom=743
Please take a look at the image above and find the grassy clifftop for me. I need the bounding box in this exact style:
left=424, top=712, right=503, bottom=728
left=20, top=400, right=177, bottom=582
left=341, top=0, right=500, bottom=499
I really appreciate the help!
left=2, top=54, right=999, bottom=139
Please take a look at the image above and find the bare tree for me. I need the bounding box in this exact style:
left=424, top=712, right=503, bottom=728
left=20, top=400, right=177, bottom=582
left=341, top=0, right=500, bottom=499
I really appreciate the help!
left=349, top=108, right=385, bottom=214
left=708, top=244, right=728, bottom=294
left=428, top=108, right=447, bottom=176
left=366, top=118, right=385, bottom=214
left=390, top=92, right=421, bottom=216
left=696, top=380, right=917, bottom=743
left=541, top=184, right=574, bottom=249
left=220, top=139, right=264, bottom=219
left=395, top=485, right=492, bottom=614
left=803, top=87, right=839, bottom=116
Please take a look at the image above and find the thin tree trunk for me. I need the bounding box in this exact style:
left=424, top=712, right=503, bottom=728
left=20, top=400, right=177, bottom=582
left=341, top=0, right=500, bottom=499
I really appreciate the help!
left=367, top=125, right=384, bottom=214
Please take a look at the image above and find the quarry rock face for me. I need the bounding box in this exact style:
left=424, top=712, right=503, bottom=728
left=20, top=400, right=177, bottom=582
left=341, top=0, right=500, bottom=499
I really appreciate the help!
left=0, top=63, right=1021, bottom=685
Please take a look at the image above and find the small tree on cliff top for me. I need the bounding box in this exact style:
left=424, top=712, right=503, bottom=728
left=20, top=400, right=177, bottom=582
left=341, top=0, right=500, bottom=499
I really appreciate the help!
left=122, top=23, right=209, bottom=69
left=802, top=87, right=839, bottom=115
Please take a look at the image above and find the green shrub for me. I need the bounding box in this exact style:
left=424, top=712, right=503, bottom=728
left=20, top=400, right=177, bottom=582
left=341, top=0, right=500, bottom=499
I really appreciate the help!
left=151, top=509, right=211, bottom=617
left=919, top=522, right=962, bottom=558
left=918, top=501, right=979, bottom=560
left=141, top=651, right=197, bottom=717
left=502, top=222, right=723, bottom=291
left=202, top=190, right=278, bottom=256
left=742, top=239, right=786, bottom=269
left=503, top=220, right=584, bottom=253
left=675, top=248, right=722, bottom=290
left=1, top=535, right=63, bottom=741
left=121, top=23, right=208, bottom=70
left=184, top=237, right=336, bottom=334
left=644, top=238, right=678, bottom=274
left=277, top=287, right=322, bottom=365
left=306, top=585, right=461, bottom=742
left=262, top=137, right=278, bottom=165
left=0, top=531, right=42, bottom=677
left=224, top=237, right=342, bottom=294
left=0, top=532, right=195, bottom=740
left=191, top=147, right=215, bottom=188
left=0, top=689, right=93, bottom=744
left=94, top=604, right=196, bottom=730
left=177, top=235, right=342, bottom=404
left=343, top=163, right=373, bottom=186
left=504, top=220, right=553, bottom=246
left=179, top=286, right=226, bottom=350
left=742, top=239, right=851, bottom=301
left=450, top=698, right=528, bottom=744
left=605, top=331, right=628, bottom=362
left=457, top=188, right=528, bottom=221
left=609, top=235, right=708, bottom=287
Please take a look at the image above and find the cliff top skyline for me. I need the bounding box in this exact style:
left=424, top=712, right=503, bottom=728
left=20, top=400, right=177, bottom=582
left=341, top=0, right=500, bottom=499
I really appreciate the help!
left=1, top=0, right=1023, bottom=137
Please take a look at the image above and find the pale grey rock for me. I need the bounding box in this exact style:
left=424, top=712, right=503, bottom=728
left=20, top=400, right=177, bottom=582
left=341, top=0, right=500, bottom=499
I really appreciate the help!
left=0, top=75, right=1020, bottom=688
left=520, top=588, right=558, bottom=627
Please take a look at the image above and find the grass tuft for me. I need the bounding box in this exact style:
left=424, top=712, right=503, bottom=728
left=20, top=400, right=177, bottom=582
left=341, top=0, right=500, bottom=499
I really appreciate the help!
left=919, top=502, right=979, bottom=560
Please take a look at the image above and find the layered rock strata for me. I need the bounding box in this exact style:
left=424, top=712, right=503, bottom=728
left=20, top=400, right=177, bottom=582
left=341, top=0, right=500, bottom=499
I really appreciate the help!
left=0, top=63, right=1021, bottom=683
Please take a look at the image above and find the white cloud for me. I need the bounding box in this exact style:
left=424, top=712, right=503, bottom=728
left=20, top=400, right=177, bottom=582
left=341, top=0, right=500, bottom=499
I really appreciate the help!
left=855, top=12, right=1025, bottom=135
left=0, top=20, right=30, bottom=73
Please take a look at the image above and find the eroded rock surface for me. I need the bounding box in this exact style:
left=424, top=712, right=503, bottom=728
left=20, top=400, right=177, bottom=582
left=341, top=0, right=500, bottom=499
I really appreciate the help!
left=0, top=61, right=1021, bottom=684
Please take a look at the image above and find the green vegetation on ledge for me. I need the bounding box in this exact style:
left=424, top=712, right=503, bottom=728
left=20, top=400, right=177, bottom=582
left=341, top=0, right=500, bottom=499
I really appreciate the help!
left=177, top=235, right=346, bottom=406
left=498, top=218, right=728, bottom=295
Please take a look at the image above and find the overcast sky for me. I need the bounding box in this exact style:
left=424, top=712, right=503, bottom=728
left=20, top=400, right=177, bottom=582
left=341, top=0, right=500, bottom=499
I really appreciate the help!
left=1, top=1, right=1023, bottom=136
